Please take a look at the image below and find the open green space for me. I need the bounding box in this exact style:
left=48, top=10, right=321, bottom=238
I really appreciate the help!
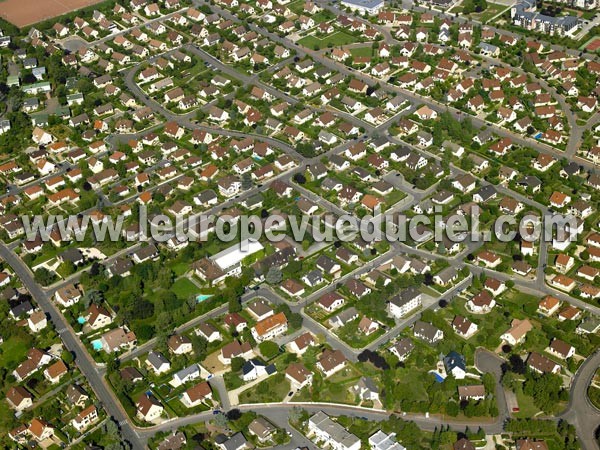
left=238, top=373, right=290, bottom=403
left=171, top=277, right=201, bottom=300
left=298, top=31, right=359, bottom=50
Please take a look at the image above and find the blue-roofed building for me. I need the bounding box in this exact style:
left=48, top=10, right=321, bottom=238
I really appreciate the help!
left=444, top=351, right=467, bottom=380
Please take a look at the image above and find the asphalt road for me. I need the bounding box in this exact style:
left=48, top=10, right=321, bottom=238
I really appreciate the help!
left=560, top=350, right=600, bottom=450
left=0, top=243, right=146, bottom=450
left=2, top=0, right=597, bottom=447
left=475, top=348, right=509, bottom=424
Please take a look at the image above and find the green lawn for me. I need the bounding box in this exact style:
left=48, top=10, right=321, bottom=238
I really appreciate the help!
left=295, top=377, right=356, bottom=404
left=286, top=0, right=304, bottom=13
left=392, top=367, right=431, bottom=403
left=336, top=320, right=386, bottom=349
left=294, top=364, right=365, bottom=404
left=298, top=31, right=359, bottom=50
left=171, top=278, right=201, bottom=300
left=0, top=334, right=33, bottom=370
left=450, top=2, right=508, bottom=23
left=514, top=386, right=541, bottom=418
left=238, top=373, right=290, bottom=403
left=502, top=290, right=540, bottom=315
left=350, top=46, right=374, bottom=57
left=479, top=3, right=510, bottom=22
left=169, top=261, right=191, bottom=277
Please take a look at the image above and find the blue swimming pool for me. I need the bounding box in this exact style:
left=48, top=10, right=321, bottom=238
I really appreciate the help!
left=430, top=371, right=446, bottom=383
left=197, top=294, right=213, bottom=302
left=91, top=339, right=102, bottom=351
left=77, top=317, right=86, bottom=324
left=534, top=132, right=543, bottom=139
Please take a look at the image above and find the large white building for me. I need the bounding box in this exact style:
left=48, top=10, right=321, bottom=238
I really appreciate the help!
left=341, top=0, right=384, bottom=15
left=388, top=287, right=421, bottom=319
left=210, top=239, right=264, bottom=277
left=511, top=0, right=580, bottom=35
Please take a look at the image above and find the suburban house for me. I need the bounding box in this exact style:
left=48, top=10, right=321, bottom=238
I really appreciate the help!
left=308, top=411, right=360, bottom=450
left=317, top=349, right=347, bottom=377
left=100, top=327, right=137, bottom=353
left=136, top=394, right=163, bottom=422
left=247, top=417, right=277, bottom=444
left=180, top=381, right=212, bottom=408
left=458, top=385, right=486, bottom=402
left=444, top=351, right=467, bottom=379
left=55, top=284, right=82, bottom=307
left=537, top=296, right=561, bottom=316
left=289, top=332, right=315, bottom=355
left=219, top=340, right=254, bottom=365
left=72, top=405, right=99, bottom=432
left=285, top=362, right=313, bottom=390
left=527, top=352, right=561, bottom=375
left=452, top=316, right=478, bottom=338
left=318, top=292, right=345, bottom=312
left=7, top=386, right=33, bottom=411
left=389, top=338, right=414, bottom=362
left=196, top=323, right=221, bottom=343
left=351, top=377, right=380, bottom=402
left=501, top=319, right=533, bottom=346
left=548, top=339, right=575, bottom=360
left=413, top=321, right=443, bottom=344
left=251, top=312, right=288, bottom=342
left=146, top=351, right=171, bottom=375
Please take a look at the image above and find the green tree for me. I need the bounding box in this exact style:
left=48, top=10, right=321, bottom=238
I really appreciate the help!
left=259, top=341, right=280, bottom=359
left=213, top=412, right=229, bottom=428
left=62, top=350, right=74, bottom=364
left=266, top=267, right=282, bottom=285
left=483, top=372, right=495, bottom=393
left=289, top=312, right=303, bottom=329
left=34, top=267, right=56, bottom=286
left=302, top=239, right=310, bottom=251
left=241, top=172, right=252, bottom=190
left=228, top=296, right=241, bottom=313
left=191, top=334, right=208, bottom=359
left=83, top=289, right=103, bottom=308
left=446, top=401, right=459, bottom=416
left=156, top=311, right=173, bottom=334
left=231, top=357, right=244, bottom=373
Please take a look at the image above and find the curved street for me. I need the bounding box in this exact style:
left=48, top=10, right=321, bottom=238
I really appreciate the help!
left=1, top=0, right=599, bottom=446
left=561, top=350, right=600, bottom=450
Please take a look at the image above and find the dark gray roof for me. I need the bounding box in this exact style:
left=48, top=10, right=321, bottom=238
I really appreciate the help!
left=147, top=351, right=170, bottom=370
left=414, top=321, right=441, bottom=342
left=475, top=185, right=497, bottom=201
left=11, top=300, right=33, bottom=317
left=391, top=337, right=414, bottom=357
left=242, top=359, right=265, bottom=376
left=444, top=351, right=466, bottom=372
left=390, top=286, right=421, bottom=307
